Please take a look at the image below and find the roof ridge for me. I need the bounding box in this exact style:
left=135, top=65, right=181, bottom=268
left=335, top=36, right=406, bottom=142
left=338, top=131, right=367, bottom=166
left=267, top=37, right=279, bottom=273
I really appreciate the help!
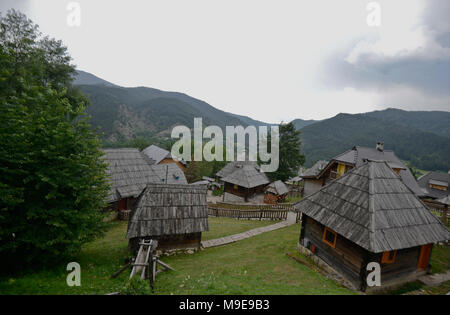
left=367, top=161, right=376, bottom=252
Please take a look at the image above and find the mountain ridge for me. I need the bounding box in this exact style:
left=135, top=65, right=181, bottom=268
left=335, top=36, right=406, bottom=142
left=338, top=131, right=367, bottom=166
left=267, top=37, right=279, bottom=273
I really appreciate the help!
left=74, top=70, right=450, bottom=171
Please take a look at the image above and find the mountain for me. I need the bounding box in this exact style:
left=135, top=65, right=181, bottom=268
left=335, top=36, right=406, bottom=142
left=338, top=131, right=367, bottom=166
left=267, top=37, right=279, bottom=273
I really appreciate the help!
left=74, top=71, right=272, bottom=142
left=73, top=70, right=117, bottom=87
left=74, top=70, right=450, bottom=172
left=362, top=108, right=450, bottom=138
left=299, top=113, right=450, bottom=172
left=291, top=118, right=319, bottom=130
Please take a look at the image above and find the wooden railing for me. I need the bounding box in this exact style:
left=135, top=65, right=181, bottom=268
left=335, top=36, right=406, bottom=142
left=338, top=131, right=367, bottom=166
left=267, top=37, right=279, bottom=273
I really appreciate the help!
left=208, top=207, right=288, bottom=221
left=210, top=202, right=295, bottom=211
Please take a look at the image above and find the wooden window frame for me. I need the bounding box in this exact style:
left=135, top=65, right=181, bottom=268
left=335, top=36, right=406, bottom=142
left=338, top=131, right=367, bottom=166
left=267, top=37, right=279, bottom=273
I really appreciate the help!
left=381, top=250, right=397, bottom=264
left=322, top=227, right=337, bottom=248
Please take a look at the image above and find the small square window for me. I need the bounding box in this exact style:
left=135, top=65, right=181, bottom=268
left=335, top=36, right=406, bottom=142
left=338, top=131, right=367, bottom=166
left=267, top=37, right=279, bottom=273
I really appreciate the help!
left=381, top=250, right=397, bottom=264
left=322, top=227, right=337, bottom=248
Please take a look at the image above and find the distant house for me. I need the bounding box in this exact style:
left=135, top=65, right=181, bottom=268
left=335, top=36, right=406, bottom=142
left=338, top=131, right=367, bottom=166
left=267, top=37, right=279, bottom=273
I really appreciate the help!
left=219, top=162, right=270, bottom=202
left=216, top=160, right=259, bottom=181
left=264, top=180, right=289, bottom=204
left=126, top=184, right=209, bottom=252
left=294, top=160, right=450, bottom=292
left=302, top=142, right=425, bottom=197
left=300, top=160, right=328, bottom=196
left=142, top=144, right=186, bottom=172
left=417, top=171, right=450, bottom=200
left=102, top=148, right=161, bottom=218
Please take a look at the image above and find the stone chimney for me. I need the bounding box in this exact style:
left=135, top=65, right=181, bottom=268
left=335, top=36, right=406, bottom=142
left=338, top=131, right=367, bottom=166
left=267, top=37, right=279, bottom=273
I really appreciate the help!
left=376, top=141, right=384, bottom=152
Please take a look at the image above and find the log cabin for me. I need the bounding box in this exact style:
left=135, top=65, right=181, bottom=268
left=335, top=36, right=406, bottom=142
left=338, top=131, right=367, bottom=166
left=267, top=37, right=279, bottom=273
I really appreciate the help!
left=102, top=148, right=161, bottom=220
left=126, top=184, right=209, bottom=253
left=102, top=148, right=188, bottom=220
left=302, top=142, right=425, bottom=198
left=264, top=180, right=289, bottom=204
left=220, top=163, right=270, bottom=202
left=293, top=160, right=450, bottom=292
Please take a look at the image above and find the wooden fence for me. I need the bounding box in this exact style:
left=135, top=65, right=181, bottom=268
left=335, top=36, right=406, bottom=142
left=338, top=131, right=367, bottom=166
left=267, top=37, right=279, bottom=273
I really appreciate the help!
left=208, top=206, right=289, bottom=221
left=211, top=202, right=295, bottom=211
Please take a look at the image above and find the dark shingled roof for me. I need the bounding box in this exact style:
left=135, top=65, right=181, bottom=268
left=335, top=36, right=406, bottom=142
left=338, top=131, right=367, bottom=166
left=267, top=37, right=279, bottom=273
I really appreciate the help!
left=126, top=184, right=209, bottom=239
left=216, top=161, right=260, bottom=178
left=102, top=148, right=161, bottom=203
left=266, top=180, right=289, bottom=195
left=319, top=146, right=425, bottom=197
left=142, top=144, right=186, bottom=165
left=294, top=160, right=450, bottom=253
left=221, top=164, right=270, bottom=188
left=418, top=171, right=450, bottom=199
left=150, top=163, right=188, bottom=185
left=302, top=160, right=329, bottom=178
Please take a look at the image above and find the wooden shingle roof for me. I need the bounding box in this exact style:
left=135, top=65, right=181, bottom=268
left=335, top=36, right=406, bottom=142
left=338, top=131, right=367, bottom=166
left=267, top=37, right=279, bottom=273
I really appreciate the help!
left=216, top=161, right=260, bottom=178
left=102, top=148, right=161, bottom=203
left=266, top=180, right=289, bottom=195
left=221, top=164, right=270, bottom=189
left=150, top=163, right=188, bottom=185
left=126, top=184, right=209, bottom=238
left=301, top=160, right=329, bottom=178
left=317, top=146, right=425, bottom=197
left=294, top=160, right=450, bottom=253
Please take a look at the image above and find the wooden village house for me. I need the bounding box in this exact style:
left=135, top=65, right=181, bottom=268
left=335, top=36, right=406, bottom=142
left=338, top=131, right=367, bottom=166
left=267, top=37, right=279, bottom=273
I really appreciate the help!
left=294, top=160, right=450, bottom=292
left=218, top=162, right=270, bottom=202
left=102, top=148, right=161, bottom=220
left=417, top=172, right=450, bottom=224
left=301, top=142, right=425, bottom=198
left=102, top=148, right=188, bottom=220
left=126, top=183, right=209, bottom=252
left=142, top=144, right=186, bottom=172
left=417, top=171, right=449, bottom=200
left=264, top=180, right=289, bottom=204
left=301, top=160, right=328, bottom=196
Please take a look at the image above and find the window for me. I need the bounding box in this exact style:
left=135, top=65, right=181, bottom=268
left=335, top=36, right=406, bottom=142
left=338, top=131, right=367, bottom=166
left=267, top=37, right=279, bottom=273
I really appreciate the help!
left=381, top=250, right=397, bottom=264
left=322, top=227, right=337, bottom=248
left=233, top=184, right=238, bottom=190
left=337, top=163, right=346, bottom=177
left=429, top=184, right=447, bottom=191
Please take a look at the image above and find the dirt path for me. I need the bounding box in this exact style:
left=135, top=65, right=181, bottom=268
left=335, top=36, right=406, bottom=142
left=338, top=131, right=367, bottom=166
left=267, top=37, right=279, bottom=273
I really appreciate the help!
left=201, top=211, right=297, bottom=248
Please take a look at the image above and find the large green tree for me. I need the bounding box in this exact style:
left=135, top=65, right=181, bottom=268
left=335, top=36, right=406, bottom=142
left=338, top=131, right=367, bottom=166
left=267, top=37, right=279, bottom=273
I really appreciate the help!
left=267, top=122, right=305, bottom=181
left=0, top=10, right=109, bottom=268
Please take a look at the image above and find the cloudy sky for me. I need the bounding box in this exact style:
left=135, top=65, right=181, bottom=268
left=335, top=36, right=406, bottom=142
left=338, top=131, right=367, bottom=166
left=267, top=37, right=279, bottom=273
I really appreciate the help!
left=1, top=0, right=449, bottom=123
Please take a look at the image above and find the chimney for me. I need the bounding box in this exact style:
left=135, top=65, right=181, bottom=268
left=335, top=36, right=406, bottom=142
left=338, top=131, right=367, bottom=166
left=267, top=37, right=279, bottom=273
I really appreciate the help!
left=376, top=141, right=384, bottom=152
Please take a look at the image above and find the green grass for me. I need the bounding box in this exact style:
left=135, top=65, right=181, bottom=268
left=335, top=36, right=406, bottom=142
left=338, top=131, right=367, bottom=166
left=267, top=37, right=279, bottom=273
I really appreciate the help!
left=0, top=218, right=352, bottom=295
left=430, top=244, right=450, bottom=274
left=285, top=195, right=302, bottom=203
left=1, top=217, right=448, bottom=295
left=153, top=224, right=353, bottom=295
left=202, top=217, right=276, bottom=241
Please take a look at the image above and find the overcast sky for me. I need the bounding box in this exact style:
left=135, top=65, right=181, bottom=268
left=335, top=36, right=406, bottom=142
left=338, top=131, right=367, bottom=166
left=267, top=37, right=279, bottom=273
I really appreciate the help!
left=1, top=0, right=449, bottom=123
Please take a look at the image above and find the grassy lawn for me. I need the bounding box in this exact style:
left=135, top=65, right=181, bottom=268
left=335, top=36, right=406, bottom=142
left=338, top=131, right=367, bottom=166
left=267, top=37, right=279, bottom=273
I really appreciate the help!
left=0, top=217, right=448, bottom=295
left=430, top=244, right=450, bottom=274
left=202, top=217, right=276, bottom=241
